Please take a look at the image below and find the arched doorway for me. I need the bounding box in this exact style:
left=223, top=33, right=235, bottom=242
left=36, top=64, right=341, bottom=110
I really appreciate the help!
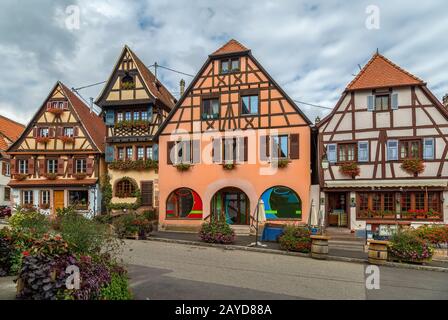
left=260, top=186, right=302, bottom=219
left=166, top=188, right=203, bottom=219
left=210, top=187, right=250, bottom=225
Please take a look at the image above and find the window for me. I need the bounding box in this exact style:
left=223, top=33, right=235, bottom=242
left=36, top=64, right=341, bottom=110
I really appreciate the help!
left=357, top=192, right=396, bottom=218
left=115, top=178, right=136, bottom=198
left=260, top=186, right=302, bottom=219
left=372, top=193, right=381, bottom=212
left=117, top=147, right=124, bottom=160
left=47, top=159, right=57, bottom=174
left=126, top=147, right=133, bottom=160
left=401, top=192, right=441, bottom=216
left=400, top=140, right=420, bottom=159
left=272, top=135, right=288, bottom=159
left=220, top=58, right=240, bottom=74
left=415, top=192, right=425, bottom=210
left=223, top=138, right=238, bottom=162
left=133, top=111, right=140, bottom=121
left=4, top=163, right=10, bottom=176
left=141, top=111, right=148, bottom=121
left=117, top=112, right=123, bottom=123
left=22, top=190, right=33, bottom=205
left=75, top=159, right=86, bottom=173
left=358, top=142, right=369, bottom=162
left=423, top=138, right=435, bottom=160
left=358, top=193, right=369, bottom=212
left=64, top=127, right=74, bottom=137
left=387, top=140, right=398, bottom=161
left=202, top=99, right=219, bottom=119
left=19, top=159, right=28, bottom=174
left=39, top=128, right=49, bottom=137
left=241, top=95, right=258, bottom=115
left=68, top=190, right=88, bottom=210
left=4, top=187, right=10, bottom=202
left=428, top=192, right=441, bottom=212
left=166, top=188, right=203, bottom=219
left=375, top=95, right=389, bottom=111
left=137, top=146, right=145, bottom=160
left=125, top=111, right=132, bottom=121
left=383, top=193, right=394, bottom=211
left=338, top=144, right=356, bottom=162
left=146, top=146, right=153, bottom=160
left=327, top=144, right=337, bottom=163
left=40, top=190, right=50, bottom=205
left=175, top=141, right=191, bottom=164
left=401, top=193, right=411, bottom=213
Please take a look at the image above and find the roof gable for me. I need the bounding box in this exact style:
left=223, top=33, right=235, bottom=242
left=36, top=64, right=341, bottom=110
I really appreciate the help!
left=346, top=53, right=424, bottom=91
left=210, top=39, right=250, bottom=56
left=0, top=115, right=24, bottom=151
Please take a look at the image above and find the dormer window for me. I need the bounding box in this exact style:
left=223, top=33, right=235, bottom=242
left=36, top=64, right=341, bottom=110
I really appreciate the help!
left=220, top=58, right=240, bottom=74
left=121, top=73, right=135, bottom=89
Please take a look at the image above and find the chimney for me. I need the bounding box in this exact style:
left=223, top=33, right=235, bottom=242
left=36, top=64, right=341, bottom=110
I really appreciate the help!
left=443, top=94, right=448, bottom=108
left=180, top=79, right=185, bottom=96
left=89, top=97, right=94, bottom=114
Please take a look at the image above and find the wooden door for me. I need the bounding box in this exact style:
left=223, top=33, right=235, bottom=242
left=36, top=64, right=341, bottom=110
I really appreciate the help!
left=53, top=191, right=64, bottom=211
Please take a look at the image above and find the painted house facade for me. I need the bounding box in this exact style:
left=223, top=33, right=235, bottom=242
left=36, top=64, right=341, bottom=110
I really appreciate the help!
left=96, top=46, right=176, bottom=212
left=0, top=116, right=25, bottom=208
left=7, top=82, right=106, bottom=216
left=156, top=40, right=312, bottom=233
left=316, top=53, right=448, bottom=235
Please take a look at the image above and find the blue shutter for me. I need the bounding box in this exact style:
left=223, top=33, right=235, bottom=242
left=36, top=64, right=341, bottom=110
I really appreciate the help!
left=105, top=144, right=114, bottom=163
left=367, top=95, right=374, bottom=111
left=358, top=141, right=369, bottom=162
left=391, top=93, right=398, bottom=110
left=148, top=105, right=153, bottom=121
left=105, top=110, right=115, bottom=126
left=153, top=143, right=159, bottom=161
left=386, top=140, right=398, bottom=161
left=423, top=138, right=435, bottom=160
left=327, top=144, right=337, bottom=163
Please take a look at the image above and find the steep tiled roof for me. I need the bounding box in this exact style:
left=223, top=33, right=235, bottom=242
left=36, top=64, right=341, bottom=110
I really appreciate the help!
left=59, top=82, right=107, bottom=152
left=346, top=53, right=424, bottom=91
left=0, top=115, right=24, bottom=151
left=126, top=47, right=176, bottom=109
left=210, top=39, right=250, bottom=56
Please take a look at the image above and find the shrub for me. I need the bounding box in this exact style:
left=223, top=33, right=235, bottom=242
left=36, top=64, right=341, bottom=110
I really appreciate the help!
left=99, top=271, right=132, bottom=300
left=0, top=236, right=14, bottom=276
left=388, top=229, right=434, bottom=261
left=112, top=213, right=152, bottom=239
left=70, top=256, right=112, bottom=300
left=9, top=209, right=50, bottom=237
left=199, top=221, right=235, bottom=244
left=415, top=225, right=448, bottom=247
left=278, top=225, right=312, bottom=253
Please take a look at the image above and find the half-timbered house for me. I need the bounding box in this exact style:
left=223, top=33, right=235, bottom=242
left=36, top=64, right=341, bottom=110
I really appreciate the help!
left=315, top=53, right=448, bottom=235
left=0, top=115, right=24, bottom=208
left=156, top=39, right=312, bottom=233
left=7, top=82, right=106, bottom=216
left=96, top=46, right=176, bottom=212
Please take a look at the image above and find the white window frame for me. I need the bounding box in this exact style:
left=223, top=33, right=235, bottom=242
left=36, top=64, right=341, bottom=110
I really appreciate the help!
left=19, top=159, right=28, bottom=174
left=47, top=159, right=57, bottom=174
left=271, top=135, right=289, bottom=160
left=64, top=127, right=74, bottom=137
left=386, top=140, right=399, bottom=161
left=358, top=141, right=369, bottom=162
left=423, top=138, right=435, bottom=160
left=174, top=141, right=191, bottom=164
left=75, top=159, right=86, bottom=173
left=39, top=127, right=49, bottom=137
left=41, top=190, right=50, bottom=205
left=327, top=144, right=337, bottom=163
left=5, top=162, right=10, bottom=176
left=22, top=190, right=33, bottom=205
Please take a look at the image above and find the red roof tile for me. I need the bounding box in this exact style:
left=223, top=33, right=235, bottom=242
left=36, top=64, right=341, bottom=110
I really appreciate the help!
left=210, top=39, right=249, bottom=56
left=346, top=53, right=423, bottom=91
left=59, top=82, right=107, bottom=152
left=8, top=178, right=98, bottom=187
left=0, top=115, right=25, bottom=151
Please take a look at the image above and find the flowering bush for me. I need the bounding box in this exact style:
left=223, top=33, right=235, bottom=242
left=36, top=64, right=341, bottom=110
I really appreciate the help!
left=388, top=229, right=433, bottom=262
left=401, top=158, right=425, bottom=176
left=199, top=221, right=235, bottom=244
left=112, top=212, right=152, bottom=239
left=415, top=225, right=448, bottom=247
left=278, top=225, right=312, bottom=253
left=339, top=162, right=360, bottom=178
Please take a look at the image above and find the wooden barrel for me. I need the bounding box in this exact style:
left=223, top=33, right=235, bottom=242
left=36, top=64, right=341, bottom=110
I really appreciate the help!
left=368, top=240, right=389, bottom=265
left=311, top=236, right=330, bottom=260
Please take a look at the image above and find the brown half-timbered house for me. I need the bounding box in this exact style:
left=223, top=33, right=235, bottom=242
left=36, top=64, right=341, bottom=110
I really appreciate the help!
left=7, top=82, right=106, bottom=216
left=156, top=39, right=312, bottom=233
left=96, top=45, right=176, bottom=212
left=315, top=53, right=448, bottom=236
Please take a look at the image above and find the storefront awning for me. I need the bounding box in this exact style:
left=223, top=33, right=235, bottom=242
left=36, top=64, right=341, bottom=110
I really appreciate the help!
left=325, top=179, right=448, bottom=189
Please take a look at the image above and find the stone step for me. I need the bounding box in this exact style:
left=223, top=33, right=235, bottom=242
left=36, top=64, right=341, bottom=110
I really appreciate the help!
left=230, top=225, right=252, bottom=236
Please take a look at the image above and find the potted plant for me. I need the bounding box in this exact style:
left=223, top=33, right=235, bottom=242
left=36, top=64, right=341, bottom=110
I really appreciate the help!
left=45, top=173, right=58, bottom=180
left=36, top=136, right=51, bottom=144
left=121, top=81, right=135, bottom=90
left=59, top=136, right=75, bottom=144
left=413, top=209, right=427, bottom=220
left=400, top=158, right=424, bottom=177
left=47, top=108, right=64, bottom=116
left=175, top=163, right=191, bottom=172
left=222, top=161, right=236, bottom=170
left=427, top=209, right=441, bottom=220
left=278, top=225, right=312, bottom=253
left=73, top=173, right=87, bottom=180
left=382, top=211, right=396, bottom=219
left=276, top=159, right=290, bottom=168
left=14, top=173, right=28, bottom=181
left=388, top=230, right=434, bottom=264
left=39, top=203, right=50, bottom=210
left=339, top=162, right=360, bottom=178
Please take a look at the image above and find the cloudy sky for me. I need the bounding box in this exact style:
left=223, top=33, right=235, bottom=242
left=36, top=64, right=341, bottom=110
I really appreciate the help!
left=0, top=0, right=447, bottom=124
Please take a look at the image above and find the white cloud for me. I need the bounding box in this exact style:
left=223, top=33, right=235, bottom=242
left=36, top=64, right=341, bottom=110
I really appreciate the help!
left=0, top=0, right=447, bottom=124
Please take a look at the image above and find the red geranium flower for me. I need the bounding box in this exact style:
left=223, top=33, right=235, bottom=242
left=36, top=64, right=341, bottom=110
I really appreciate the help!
left=22, top=251, right=30, bottom=257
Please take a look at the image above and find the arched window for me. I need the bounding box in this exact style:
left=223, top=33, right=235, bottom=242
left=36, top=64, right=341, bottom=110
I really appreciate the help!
left=166, top=188, right=202, bottom=219
left=115, top=178, right=137, bottom=198
left=260, top=186, right=302, bottom=219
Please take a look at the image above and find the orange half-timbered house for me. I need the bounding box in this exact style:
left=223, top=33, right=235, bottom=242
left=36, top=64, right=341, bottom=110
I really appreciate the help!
left=315, top=53, right=448, bottom=236
left=7, top=82, right=106, bottom=216
left=156, top=40, right=312, bottom=233
left=96, top=45, right=176, bottom=212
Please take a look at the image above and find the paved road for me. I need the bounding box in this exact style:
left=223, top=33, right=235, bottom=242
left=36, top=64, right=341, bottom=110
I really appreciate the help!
left=121, top=240, right=448, bottom=300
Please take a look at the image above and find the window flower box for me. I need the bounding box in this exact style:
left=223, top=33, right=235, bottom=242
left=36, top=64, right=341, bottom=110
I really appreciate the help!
left=400, top=158, right=424, bottom=176
left=73, top=173, right=87, bottom=180
left=115, top=120, right=150, bottom=130
left=339, top=162, right=360, bottom=178
left=175, top=163, right=191, bottom=172
left=45, top=173, right=58, bottom=180
left=222, top=162, right=236, bottom=170
left=36, top=136, right=51, bottom=144
left=121, top=81, right=135, bottom=90
left=59, top=136, right=75, bottom=144
left=47, top=108, right=64, bottom=116
left=39, top=203, right=50, bottom=210
left=14, top=174, right=28, bottom=181
left=276, top=159, right=290, bottom=168
left=108, top=159, right=158, bottom=171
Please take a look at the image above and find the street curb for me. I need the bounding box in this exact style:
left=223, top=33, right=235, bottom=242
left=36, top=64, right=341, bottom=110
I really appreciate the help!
left=145, top=237, right=448, bottom=273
